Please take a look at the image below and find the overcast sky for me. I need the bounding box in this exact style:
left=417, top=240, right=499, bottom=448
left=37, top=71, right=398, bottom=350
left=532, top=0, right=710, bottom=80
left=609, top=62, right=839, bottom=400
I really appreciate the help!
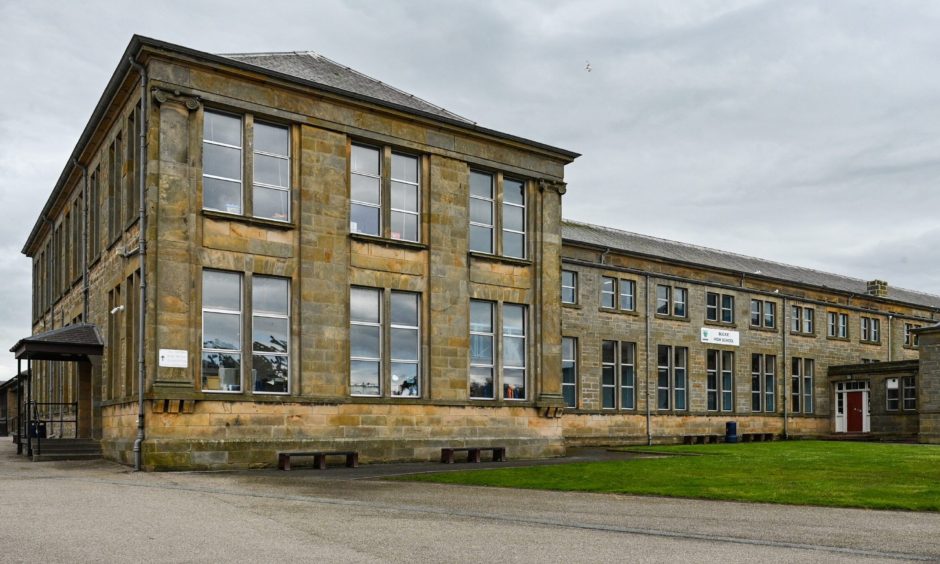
left=1, top=0, right=939, bottom=380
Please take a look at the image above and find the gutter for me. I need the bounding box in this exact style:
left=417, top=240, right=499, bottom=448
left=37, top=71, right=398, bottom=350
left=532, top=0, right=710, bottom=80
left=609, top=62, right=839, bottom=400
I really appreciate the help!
left=128, top=56, right=148, bottom=472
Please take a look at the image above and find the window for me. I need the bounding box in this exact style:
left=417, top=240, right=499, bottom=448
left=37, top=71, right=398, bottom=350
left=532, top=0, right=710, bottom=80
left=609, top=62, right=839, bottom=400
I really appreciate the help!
left=902, top=376, right=916, bottom=410
left=350, top=287, right=421, bottom=397
left=706, top=350, right=734, bottom=412
left=561, top=270, right=577, bottom=304
left=706, top=292, right=734, bottom=323
left=200, top=271, right=292, bottom=395
left=791, top=357, right=814, bottom=414
left=904, top=323, right=921, bottom=347
left=351, top=144, right=420, bottom=241
left=469, top=170, right=527, bottom=258
left=657, top=285, right=687, bottom=317
left=601, top=341, right=636, bottom=410
left=861, top=317, right=881, bottom=343
left=202, top=270, right=243, bottom=393
left=600, top=277, right=635, bottom=311
left=562, top=337, right=577, bottom=408
left=203, top=110, right=292, bottom=221
left=252, top=277, right=290, bottom=394
left=750, top=300, right=776, bottom=329
left=827, top=312, right=848, bottom=339
left=751, top=354, right=776, bottom=412
left=657, top=345, right=687, bottom=411
left=89, top=166, right=101, bottom=259
left=125, top=101, right=142, bottom=226
left=108, top=134, right=123, bottom=242
left=791, top=306, right=814, bottom=335
left=886, top=378, right=899, bottom=411
left=470, top=300, right=526, bottom=400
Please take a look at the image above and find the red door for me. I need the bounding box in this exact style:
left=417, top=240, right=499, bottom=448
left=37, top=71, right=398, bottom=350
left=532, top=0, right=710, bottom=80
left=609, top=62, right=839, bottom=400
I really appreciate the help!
left=846, top=391, right=864, bottom=433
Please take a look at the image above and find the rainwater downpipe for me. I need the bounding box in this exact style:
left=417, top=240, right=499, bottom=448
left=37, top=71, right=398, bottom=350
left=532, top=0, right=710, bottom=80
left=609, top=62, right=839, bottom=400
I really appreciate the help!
left=71, top=158, right=89, bottom=322
left=128, top=57, right=148, bottom=472
left=645, top=274, right=652, bottom=446
left=782, top=297, right=789, bottom=440
left=888, top=314, right=894, bottom=362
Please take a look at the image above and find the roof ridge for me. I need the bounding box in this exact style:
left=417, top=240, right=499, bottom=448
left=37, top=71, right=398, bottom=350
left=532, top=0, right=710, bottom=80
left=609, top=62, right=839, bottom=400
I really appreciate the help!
left=561, top=218, right=940, bottom=300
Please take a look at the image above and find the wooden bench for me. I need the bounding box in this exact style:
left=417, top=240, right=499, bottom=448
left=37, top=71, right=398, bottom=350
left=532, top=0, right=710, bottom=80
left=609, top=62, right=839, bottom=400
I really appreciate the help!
left=741, top=433, right=774, bottom=443
left=682, top=434, right=722, bottom=445
left=440, top=446, right=507, bottom=464
left=277, top=451, right=359, bottom=471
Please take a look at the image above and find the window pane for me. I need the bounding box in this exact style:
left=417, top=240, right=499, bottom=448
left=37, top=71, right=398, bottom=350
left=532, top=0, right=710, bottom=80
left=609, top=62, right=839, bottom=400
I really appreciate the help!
left=203, top=271, right=241, bottom=310
left=751, top=300, right=761, bottom=325
left=503, top=337, right=525, bottom=367
left=470, top=335, right=493, bottom=364
left=391, top=153, right=418, bottom=183
left=470, top=198, right=493, bottom=225
left=252, top=354, right=288, bottom=393
left=603, top=386, right=616, bottom=409
left=350, top=360, right=380, bottom=396
left=391, top=181, right=418, bottom=212
left=470, top=225, right=493, bottom=253
left=204, top=112, right=241, bottom=146
left=253, top=277, right=288, bottom=315
left=351, top=174, right=381, bottom=205
left=470, top=171, right=492, bottom=198
left=203, top=143, right=241, bottom=179
left=351, top=145, right=380, bottom=175
left=391, top=362, right=419, bottom=397
left=202, top=352, right=241, bottom=391
left=252, top=317, right=288, bottom=353
left=203, top=177, right=242, bottom=214
left=504, top=178, right=524, bottom=205
left=602, top=340, right=616, bottom=364
left=391, top=327, right=419, bottom=361
left=503, top=232, right=525, bottom=258
left=503, top=204, right=524, bottom=231
left=470, top=301, right=493, bottom=332
left=203, top=312, right=240, bottom=350
left=470, top=366, right=494, bottom=398
left=350, top=287, right=380, bottom=323
left=254, top=122, right=288, bottom=155
left=350, top=325, right=380, bottom=358
left=350, top=203, right=380, bottom=236
left=503, top=305, right=525, bottom=334
left=391, top=292, right=418, bottom=326
left=254, top=154, right=290, bottom=187
left=504, top=368, right=525, bottom=400
left=253, top=185, right=289, bottom=221
left=390, top=211, right=418, bottom=241
left=563, top=385, right=576, bottom=408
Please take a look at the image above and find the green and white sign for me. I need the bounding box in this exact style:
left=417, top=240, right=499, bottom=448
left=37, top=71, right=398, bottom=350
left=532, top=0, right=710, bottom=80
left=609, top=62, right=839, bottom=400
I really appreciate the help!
left=700, top=328, right=739, bottom=346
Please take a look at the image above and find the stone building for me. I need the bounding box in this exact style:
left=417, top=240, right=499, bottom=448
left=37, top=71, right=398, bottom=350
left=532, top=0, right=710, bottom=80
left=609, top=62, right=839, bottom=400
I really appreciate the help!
left=9, top=35, right=940, bottom=470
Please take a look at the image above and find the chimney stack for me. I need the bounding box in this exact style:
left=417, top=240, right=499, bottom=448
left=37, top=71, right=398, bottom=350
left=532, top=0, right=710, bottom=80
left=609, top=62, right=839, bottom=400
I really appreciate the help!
left=866, top=279, right=888, bottom=297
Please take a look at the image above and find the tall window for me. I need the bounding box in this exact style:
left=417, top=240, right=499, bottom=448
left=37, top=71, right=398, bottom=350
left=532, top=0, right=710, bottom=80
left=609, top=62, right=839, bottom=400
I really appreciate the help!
left=886, top=378, right=899, bottom=411
left=791, top=306, right=814, bottom=335
left=751, top=354, right=776, bottom=412
left=904, top=323, right=921, bottom=347
left=791, top=357, right=814, bottom=413
left=620, top=280, right=637, bottom=311
left=827, top=312, right=848, bottom=338
left=351, top=144, right=420, bottom=241
left=657, top=345, right=687, bottom=411
left=252, top=277, right=289, bottom=394
left=108, top=134, right=123, bottom=242
left=125, top=101, right=142, bottom=225
left=706, top=350, right=734, bottom=412
left=656, top=285, right=686, bottom=317
left=601, top=341, right=636, bottom=410
left=469, top=170, right=526, bottom=258
left=202, top=271, right=243, bottom=392
left=350, top=287, right=421, bottom=397
left=562, top=337, right=577, bottom=408
left=751, top=300, right=776, bottom=329
left=600, top=277, right=635, bottom=311
left=561, top=270, right=577, bottom=304
left=861, top=317, right=881, bottom=343
left=902, top=376, right=916, bottom=410
left=203, top=110, right=292, bottom=221
left=89, top=167, right=101, bottom=259
left=706, top=292, right=734, bottom=323
left=469, top=300, right=526, bottom=400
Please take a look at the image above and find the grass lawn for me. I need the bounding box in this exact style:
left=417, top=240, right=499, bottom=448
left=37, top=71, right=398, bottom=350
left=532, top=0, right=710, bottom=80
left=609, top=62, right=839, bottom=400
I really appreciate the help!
left=398, top=441, right=940, bottom=511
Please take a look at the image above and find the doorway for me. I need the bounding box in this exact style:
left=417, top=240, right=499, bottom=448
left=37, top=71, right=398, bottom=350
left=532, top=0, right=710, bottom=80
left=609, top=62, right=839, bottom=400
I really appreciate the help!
left=834, top=381, right=870, bottom=433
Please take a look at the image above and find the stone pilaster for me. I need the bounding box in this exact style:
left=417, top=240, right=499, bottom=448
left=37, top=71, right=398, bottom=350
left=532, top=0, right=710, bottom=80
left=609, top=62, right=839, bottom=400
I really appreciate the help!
left=536, top=179, right=566, bottom=416
left=916, top=325, right=940, bottom=443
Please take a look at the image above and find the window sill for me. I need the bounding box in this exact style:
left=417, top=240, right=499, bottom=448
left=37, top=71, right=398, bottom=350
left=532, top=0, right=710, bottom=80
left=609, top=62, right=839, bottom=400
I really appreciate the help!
left=562, top=302, right=581, bottom=309
left=704, top=320, right=737, bottom=329
left=655, top=314, right=690, bottom=323
left=202, top=209, right=295, bottom=230
left=789, top=331, right=817, bottom=338
left=349, top=232, right=427, bottom=251
left=826, top=335, right=850, bottom=342
left=468, top=251, right=532, bottom=267
left=902, top=344, right=918, bottom=350
left=600, top=307, right=639, bottom=317
left=860, top=340, right=882, bottom=346
left=749, top=325, right=778, bottom=333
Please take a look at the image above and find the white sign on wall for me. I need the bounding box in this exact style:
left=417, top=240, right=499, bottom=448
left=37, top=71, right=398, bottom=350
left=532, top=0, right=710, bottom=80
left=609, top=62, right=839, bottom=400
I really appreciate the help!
left=159, top=349, right=189, bottom=368
left=700, top=328, right=740, bottom=346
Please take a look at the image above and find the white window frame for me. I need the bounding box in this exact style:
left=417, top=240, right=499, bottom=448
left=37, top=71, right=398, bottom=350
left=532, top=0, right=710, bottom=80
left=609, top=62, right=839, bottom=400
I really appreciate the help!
left=502, top=177, right=527, bottom=259
left=562, top=336, right=577, bottom=408
left=251, top=276, right=290, bottom=395
left=561, top=270, right=578, bottom=305
left=390, top=291, right=421, bottom=398
left=252, top=120, right=291, bottom=222
left=469, top=170, right=495, bottom=254
left=350, top=286, right=383, bottom=397
left=902, top=376, right=916, bottom=410
left=389, top=152, right=420, bottom=242
left=202, top=110, right=244, bottom=216
left=469, top=299, right=496, bottom=400
left=886, top=377, right=899, bottom=411
left=201, top=270, right=243, bottom=394
left=350, top=144, right=383, bottom=237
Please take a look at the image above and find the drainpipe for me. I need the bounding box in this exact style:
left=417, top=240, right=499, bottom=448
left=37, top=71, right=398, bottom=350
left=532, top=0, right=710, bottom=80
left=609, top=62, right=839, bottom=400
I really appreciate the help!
left=645, top=274, right=652, bottom=445
left=128, top=57, right=148, bottom=472
left=71, top=159, right=89, bottom=322
left=782, top=297, right=789, bottom=439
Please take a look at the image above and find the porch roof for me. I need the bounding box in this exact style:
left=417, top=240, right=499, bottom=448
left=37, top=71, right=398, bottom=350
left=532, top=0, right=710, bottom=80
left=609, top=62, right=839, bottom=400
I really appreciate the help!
left=10, top=324, right=104, bottom=361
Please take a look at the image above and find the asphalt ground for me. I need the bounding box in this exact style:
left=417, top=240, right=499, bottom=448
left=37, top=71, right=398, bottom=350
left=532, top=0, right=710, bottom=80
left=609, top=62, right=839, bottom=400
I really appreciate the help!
left=0, top=444, right=938, bottom=563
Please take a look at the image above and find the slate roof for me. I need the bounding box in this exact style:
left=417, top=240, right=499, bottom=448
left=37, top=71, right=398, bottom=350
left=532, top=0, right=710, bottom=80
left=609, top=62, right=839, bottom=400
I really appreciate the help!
left=223, top=51, right=473, bottom=124
left=10, top=323, right=104, bottom=359
left=562, top=220, right=940, bottom=310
